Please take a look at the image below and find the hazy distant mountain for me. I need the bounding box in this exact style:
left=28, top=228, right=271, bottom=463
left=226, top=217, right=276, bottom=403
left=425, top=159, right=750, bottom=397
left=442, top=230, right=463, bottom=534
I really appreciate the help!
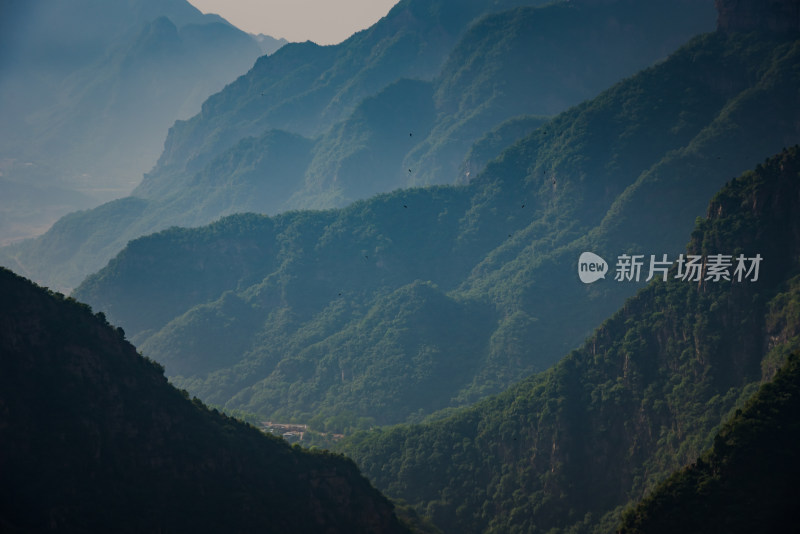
left=0, top=0, right=716, bottom=291
left=253, top=33, right=289, bottom=55
left=0, top=0, right=263, bottom=245
left=136, top=0, right=715, bottom=202
left=342, top=145, right=800, bottom=533
left=2, top=1, right=797, bottom=531
left=0, top=266, right=409, bottom=533
left=72, top=28, right=800, bottom=434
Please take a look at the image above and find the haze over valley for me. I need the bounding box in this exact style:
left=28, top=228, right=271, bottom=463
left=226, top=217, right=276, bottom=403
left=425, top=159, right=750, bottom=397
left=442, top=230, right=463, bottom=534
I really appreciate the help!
left=2, top=0, right=799, bottom=532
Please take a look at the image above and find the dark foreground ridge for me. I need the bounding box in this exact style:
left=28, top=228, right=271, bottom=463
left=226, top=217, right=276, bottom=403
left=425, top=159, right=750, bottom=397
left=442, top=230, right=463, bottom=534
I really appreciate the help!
left=619, top=353, right=800, bottom=533
left=0, top=267, right=408, bottom=533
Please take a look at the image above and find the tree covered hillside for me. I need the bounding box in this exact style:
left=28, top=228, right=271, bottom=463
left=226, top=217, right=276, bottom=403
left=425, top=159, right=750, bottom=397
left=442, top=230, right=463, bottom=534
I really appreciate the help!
left=0, top=0, right=716, bottom=291
left=72, top=30, right=800, bottom=433
left=618, top=353, right=800, bottom=534
left=0, top=267, right=409, bottom=533
left=341, top=146, right=800, bottom=533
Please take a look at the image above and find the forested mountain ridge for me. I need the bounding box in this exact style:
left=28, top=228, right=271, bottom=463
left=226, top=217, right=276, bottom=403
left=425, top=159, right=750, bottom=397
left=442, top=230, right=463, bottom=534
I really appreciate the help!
left=0, top=266, right=409, bottom=533
left=0, top=0, right=262, bottom=245
left=403, top=0, right=716, bottom=187
left=341, top=146, right=800, bottom=533
left=618, top=352, right=800, bottom=533
left=72, top=29, right=800, bottom=433
left=0, top=0, right=716, bottom=291
left=137, top=0, right=550, bottom=183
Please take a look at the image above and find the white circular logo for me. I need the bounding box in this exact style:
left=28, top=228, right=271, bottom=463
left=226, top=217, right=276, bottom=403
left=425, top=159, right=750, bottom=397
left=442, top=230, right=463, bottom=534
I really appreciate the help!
left=578, top=252, right=608, bottom=284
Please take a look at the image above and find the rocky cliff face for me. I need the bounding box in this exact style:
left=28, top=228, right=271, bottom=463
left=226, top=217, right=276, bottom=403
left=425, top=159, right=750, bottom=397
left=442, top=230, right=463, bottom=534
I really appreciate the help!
left=716, top=0, right=800, bottom=32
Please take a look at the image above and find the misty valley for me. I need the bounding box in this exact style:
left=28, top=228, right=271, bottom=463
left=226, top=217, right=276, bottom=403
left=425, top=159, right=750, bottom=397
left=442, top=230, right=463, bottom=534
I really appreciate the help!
left=2, top=0, right=800, bottom=532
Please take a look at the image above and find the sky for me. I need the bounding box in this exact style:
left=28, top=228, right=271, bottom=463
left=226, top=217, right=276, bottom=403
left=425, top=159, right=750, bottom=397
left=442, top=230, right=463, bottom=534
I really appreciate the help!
left=187, top=0, right=401, bottom=45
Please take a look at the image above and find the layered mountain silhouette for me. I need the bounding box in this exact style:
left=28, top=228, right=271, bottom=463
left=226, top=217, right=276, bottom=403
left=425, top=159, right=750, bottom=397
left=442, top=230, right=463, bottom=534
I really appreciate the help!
left=2, top=1, right=798, bottom=532
left=0, top=0, right=716, bottom=290
left=70, top=26, right=800, bottom=433
left=0, top=266, right=409, bottom=533
left=341, top=146, right=800, bottom=533
left=0, top=0, right=263, bottom=244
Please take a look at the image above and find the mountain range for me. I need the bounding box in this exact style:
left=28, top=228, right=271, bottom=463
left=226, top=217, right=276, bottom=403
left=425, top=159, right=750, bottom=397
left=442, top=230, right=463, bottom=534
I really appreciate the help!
left=70, top=26, right=800, bottom=435
left=1, top=0, right=799, bottom=532
left=340, top=145, right=800, bottom=532
left=0, top=0, right=717, bottom=291
left=0, top=0, right=264, bottom=245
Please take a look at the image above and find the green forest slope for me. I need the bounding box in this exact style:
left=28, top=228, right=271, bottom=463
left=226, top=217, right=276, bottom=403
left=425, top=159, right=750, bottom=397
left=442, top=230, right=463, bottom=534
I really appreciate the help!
left=72, top=30, right=800, bottom=433
left=0, top=267, right=408, bottom=533
left=0, top=0, right=715, bottom=291
left=340, top=146, right=800, bottom=533
left=618, top=353, right=800, bottom=534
